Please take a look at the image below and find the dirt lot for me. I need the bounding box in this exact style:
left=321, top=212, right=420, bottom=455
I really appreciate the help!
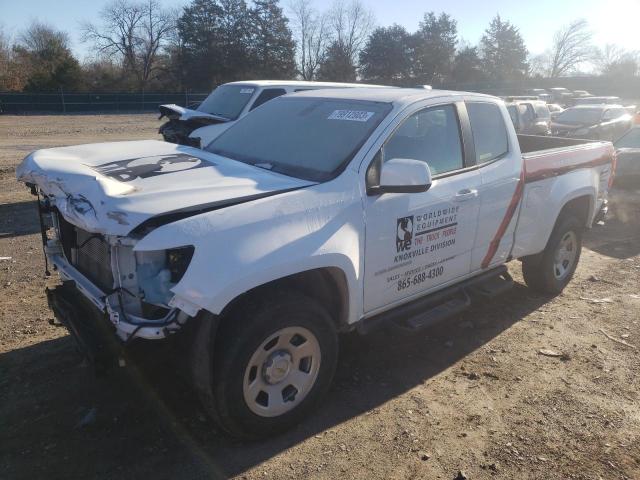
left=1, top=114, right=639, bottom=480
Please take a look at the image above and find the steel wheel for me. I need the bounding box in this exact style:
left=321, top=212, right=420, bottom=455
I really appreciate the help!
left=243, top=326, right=321, bottom=417
left=553, top=231, right=577, bottom=280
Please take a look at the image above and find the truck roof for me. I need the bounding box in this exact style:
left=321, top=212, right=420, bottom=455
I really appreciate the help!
left=569, top=104, right=625, bottom=110
left=289, top=87, right=494, bottom=106
left=222, top=80, right=389, bottom=89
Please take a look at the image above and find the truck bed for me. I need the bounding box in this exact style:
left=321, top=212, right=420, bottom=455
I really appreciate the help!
left=517, top=134, right=614, bottom=183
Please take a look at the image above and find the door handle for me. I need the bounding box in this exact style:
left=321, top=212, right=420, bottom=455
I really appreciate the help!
left=454, top=188, right=478, bottom=202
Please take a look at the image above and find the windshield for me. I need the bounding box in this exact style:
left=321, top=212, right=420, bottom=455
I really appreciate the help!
left=206, top=97, right=392, bottom=182
left=197, top=84, right=257, bottom=120
left=555, top=108, right=603, bottom=125
left=615, top=128, right=640, bottom=148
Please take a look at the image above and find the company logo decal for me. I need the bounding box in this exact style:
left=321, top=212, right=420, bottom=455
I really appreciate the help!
left=396, top=216, right=414, bottom=252
left=93, top=154, right=212, bottom=182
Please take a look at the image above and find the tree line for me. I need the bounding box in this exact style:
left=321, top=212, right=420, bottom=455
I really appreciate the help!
left=0, top=0, right=638, bottom=93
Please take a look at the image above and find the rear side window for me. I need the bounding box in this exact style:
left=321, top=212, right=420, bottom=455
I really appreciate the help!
left=250, top=88, right=287, bottom=111
left=466, top=102, right=509, bottom=163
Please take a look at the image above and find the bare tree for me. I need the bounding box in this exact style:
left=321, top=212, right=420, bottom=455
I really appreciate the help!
left=595, top=44, right=639, bottom=76
left=328, top=0, right=374, bottom=65
left=81, top=0, right=175, bottom=88
left=289, top=0, right=329, bottom=80
left=594, top=44, right=628, bottom=72
left=547, top=19, right=593, bottom=77
left=20, top=21, right=71, bottom=53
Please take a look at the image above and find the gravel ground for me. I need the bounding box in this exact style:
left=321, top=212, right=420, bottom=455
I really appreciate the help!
left=0, top=114, right=639, bottom=480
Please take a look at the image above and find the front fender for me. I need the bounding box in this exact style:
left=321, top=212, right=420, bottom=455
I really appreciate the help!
left=134, top=172, right=364, bottom=323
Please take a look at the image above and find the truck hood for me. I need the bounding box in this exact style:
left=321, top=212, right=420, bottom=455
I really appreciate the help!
left=158, top=104, right=230, bottom=124
left=188, top=122, right=235, bottom=148
left=550, top=121, right=593, bottom=131
left=17, top=140, right=314, bottom=236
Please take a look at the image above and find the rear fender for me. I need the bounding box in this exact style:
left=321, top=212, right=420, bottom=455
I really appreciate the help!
left=513, top=169, right=596, bottom=258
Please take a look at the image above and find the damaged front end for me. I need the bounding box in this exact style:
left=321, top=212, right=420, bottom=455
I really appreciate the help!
left=35, top=191, right=197, bottom=346
left=158, top=104, right=229, bottom=146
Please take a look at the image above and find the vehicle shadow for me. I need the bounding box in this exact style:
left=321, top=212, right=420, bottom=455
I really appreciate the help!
left=0, top=200, right=40, bottom=239
left=1, top=283, right=552, bottom=480
left=583, top=187, right=640, bottom=259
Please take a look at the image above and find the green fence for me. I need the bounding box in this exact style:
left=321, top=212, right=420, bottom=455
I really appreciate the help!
left=0, top=92, right=209, bottom=114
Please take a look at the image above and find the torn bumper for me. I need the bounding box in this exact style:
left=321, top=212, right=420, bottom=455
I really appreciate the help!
left=47, top=281, right=121, bottom=371
left=49, top=250, right=183, bottom=341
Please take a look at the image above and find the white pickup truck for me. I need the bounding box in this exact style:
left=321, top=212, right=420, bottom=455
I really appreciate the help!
left=17, top=88, right=614, bottom=438
left=159, top=80, right=385, bottom=148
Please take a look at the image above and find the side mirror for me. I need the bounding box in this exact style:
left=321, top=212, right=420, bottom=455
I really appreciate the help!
left=371, top=158, right=432, bottom=195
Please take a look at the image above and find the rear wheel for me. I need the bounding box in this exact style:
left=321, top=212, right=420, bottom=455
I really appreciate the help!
left=522, top=215, right=583, bottom=294
left=204, top=292, right=338, bottom=439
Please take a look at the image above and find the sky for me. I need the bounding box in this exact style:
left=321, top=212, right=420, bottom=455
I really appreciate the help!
left=1, top=0, right=638, bottom=60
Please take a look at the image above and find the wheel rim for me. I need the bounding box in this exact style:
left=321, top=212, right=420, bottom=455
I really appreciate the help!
left=243, top=326, right=321, bottom=417
left=553, top=231, right=578, bottom=280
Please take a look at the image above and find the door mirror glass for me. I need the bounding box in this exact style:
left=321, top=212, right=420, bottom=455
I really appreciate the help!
left=375, top=158, right=432, bottom=194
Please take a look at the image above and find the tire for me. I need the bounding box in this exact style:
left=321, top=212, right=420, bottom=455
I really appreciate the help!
left=203, top=292, right=338, bottom=439
left=522, top=215, right=583, bottom=294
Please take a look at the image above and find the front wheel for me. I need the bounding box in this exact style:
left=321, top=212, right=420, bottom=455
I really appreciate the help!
left=522, top=215, right=583, bottom=294
left=205, top=293, right=338, bottom=439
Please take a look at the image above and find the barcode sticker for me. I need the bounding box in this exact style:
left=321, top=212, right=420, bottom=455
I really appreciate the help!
left=240, top=88, right=255, bottom=94
left=328, top=110, right=375, bottom=122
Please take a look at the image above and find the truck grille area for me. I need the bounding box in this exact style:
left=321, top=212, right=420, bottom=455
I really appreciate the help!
left=57, top=213, right=114, bottom=292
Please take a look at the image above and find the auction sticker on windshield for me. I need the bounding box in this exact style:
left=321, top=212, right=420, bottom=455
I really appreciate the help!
left=328, top=110, right=375, bottom=122
left=240, top=88, right=255, bottom=94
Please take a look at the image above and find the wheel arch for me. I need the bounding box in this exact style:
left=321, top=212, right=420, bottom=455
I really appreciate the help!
left=219, top=266, right=351, bottom=332
left=556, top=194, right=593, bottom=228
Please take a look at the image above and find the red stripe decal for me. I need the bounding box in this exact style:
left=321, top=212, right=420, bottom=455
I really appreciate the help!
left=481, top=165, right=525, bottom=269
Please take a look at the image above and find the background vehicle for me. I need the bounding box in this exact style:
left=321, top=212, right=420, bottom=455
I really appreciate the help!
left=573, top=96, right=621, bottom=106
left=550, top=105, right=632, bottom=140
left=18, top=88, right=614, bottom=439
left=159, top=80, right=385, bottom=147
left=613, top=126, right=640, bottom=181
left=525, top=88, right=551, bottom=102
left=547, top=103, right=564, bottom=119
left=506, top=100, right=551, bottom=135
left=548, top=87, right=573, bottom=105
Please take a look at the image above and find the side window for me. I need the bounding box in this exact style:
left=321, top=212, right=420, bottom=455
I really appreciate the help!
left=466, top=102, right=509, bottom=164
left=249, top=88, right=287, bottom=111
left=522, top=104, right=535, bottom=124
left=610, top=108, right=625, bottom=119
left=534, top=104, right=550, bottom=120
left=383, top=104, right=464, bottom=176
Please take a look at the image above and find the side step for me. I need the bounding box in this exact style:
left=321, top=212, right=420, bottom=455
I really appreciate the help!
left=358, top=266, right=513, bottom=334
left=403, top=290, right=471, bottom=331
left=467, top=270, right=513, bottom=298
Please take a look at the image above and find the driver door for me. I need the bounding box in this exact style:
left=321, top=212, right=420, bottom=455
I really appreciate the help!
left=363, top=103, right=482, bottom=314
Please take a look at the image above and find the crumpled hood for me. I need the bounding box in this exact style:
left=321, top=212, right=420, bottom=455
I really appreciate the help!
left=158, top=104, right=229, bottom=123
left=17, top=140, right=314, bottom=236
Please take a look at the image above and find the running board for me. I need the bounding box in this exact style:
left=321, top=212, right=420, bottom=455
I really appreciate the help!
left=467, top=270, right=513, bottom=298
left=402, top=290, right=471, bottom=331
left=357, top=266, right=512, bottom=334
